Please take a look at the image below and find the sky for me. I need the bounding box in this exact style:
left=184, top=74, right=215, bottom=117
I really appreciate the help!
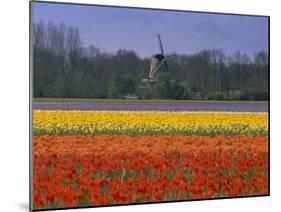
left=32, top=2, right=268, bottom=59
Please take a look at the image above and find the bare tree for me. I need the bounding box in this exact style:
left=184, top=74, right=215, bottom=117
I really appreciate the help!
left=33, top=20, right=46, bottom=48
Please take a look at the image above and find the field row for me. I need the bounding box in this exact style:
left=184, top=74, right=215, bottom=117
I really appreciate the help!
left=32, top=100, right=268, bottom=112
left=33, top=135, right=268, bottom=209
left=33, top=111, right=268, bottom=136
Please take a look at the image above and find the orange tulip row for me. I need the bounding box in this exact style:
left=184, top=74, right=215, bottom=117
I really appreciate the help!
left=33, top=135, right=268, bottom=209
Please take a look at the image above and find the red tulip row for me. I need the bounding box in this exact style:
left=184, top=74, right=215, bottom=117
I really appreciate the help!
left=33, top=135, right=268, bottom=209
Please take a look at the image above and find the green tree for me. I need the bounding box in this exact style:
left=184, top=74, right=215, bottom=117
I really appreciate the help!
left=109, top=75, right=136, bottom=98
left=155, top=72, right=171, bottom=98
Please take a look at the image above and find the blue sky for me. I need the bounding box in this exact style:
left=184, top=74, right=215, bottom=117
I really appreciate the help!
left=32, top=2, right=268, bottom=59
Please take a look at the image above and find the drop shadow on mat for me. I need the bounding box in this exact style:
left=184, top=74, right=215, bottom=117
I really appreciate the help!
left=17, top=202, right=29, bottom=211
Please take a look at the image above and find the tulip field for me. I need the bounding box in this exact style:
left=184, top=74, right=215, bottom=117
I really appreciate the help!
left=32, top=102, right=269, bottom=209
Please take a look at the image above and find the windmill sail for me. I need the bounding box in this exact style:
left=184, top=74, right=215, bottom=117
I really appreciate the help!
left=157, top=34, right=165, bottom=55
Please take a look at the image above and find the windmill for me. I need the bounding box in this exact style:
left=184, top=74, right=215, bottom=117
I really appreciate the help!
left=142, top=34, right=176, bottom=88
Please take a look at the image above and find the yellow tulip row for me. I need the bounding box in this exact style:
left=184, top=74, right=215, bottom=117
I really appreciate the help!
left=33, top=111, right=268, bottom=136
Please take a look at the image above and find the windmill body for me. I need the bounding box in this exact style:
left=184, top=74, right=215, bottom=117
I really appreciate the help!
left=142, top=34, right=176, bottom=87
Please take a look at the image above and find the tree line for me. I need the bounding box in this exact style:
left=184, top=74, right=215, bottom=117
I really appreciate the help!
left=33, top=21, right=269, bottom=100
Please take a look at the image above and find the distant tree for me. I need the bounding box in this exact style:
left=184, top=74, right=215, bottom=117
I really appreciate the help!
left=109, top=75, right=136, bottom=98
left=71, top=71, right=88, bottom=98
left=170, top=83, right=186, bottom=100
left=155, top=72, right=171, bottom=99
left=33, top=20, right=269, bottom=101
left=33, top=20, right=46, bottom=48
